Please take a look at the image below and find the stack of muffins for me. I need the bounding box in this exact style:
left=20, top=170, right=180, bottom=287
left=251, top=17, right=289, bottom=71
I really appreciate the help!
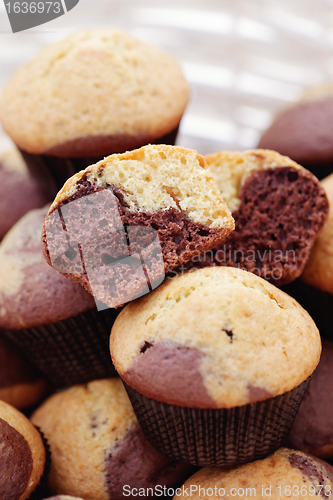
left=0, top=27, right=333, bottom=500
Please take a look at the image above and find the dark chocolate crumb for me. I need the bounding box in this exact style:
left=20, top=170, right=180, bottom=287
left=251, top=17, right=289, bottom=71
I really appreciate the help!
left=140, top=341, right=154, bottom=354
left=222, top=329, right=234, bottom=343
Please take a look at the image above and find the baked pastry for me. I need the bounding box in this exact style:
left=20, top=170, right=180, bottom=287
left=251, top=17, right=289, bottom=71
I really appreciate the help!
left=42, top=145, right=234, bottom=308
left=258, top=85, right=333, bottom=179
left=288, top=340, right=333, bottom=458
left=282, top=172, right=333, bottom=338
left=110, top=266, right=320, bottom=466
left=0, top=333, right=46, bottom=410
left=0, top=148, right=50, bottom=240
left=0, top=206, right=119, bottom=388
left=0, top=29, right=189, bottom=195
left=176, top=448, right=333, bottom=500
left=31, top=378, right=192, bottom=500
left=42, top=497, right=84, bottom=500
left=192, top=150, right=328, bottom=286
left=0, top=399, right=46, bottom=500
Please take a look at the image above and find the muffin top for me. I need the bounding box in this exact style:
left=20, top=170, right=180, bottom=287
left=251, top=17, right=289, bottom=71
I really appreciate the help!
left=110, top=266, right=321, bottom=409
left=42, top=145, right=234, bottom=308
left=0, top=148, right=50, bottom=240
left=0, top=29, right=189, bottom=156
left=288, top=340, right=333, bottom=459
left=32, top=378, right=190, bottom=500
left=257, top=85, right=333, bottom=166
left=177, top=448, right=333, bottom=500
left=202, top=149, right=328, bottom=286
left=301, top=173, right=333, bottom=293
left=0, top=206, right=95, bottom=330
left=0, top=399, right=46, bottom=500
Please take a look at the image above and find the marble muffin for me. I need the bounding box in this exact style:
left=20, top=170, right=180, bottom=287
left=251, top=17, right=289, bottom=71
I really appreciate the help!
left=43, top=497, right=84, bottom=500
left=177, top=448, right=333, bottom=500
left=42, top=145, right=234, bottom=308
left=282, top=172, right=333, bottom=338
left=31, top=378, right=192, bottom=500
left=110, top=266, right=320, bottom=466
left=0, top=333, right=46, bottom=410
left=0, top=206, right=117, bottom=388
left=288, top=340, right=333, bottom=459
left=0, top=29, right=189, bottom=195
left=258, top=84, right=333, bottom=179
left=192, top=149, right=328, bottom=286
left=0, top=148, right=50, bottom=240
left=0, top=399, right=46, bottom=500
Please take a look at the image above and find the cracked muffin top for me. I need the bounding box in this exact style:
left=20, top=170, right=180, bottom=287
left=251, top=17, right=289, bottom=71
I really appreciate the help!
left=177, top=448, right=333, bottom=500
left=110, top=266, right=321, bottom=409
left=0, top=29, right=189, bottom=157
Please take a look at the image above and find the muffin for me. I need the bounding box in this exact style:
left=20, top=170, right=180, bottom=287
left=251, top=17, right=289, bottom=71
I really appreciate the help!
left=282, top=172, right=333, bottom=338
left=0, top=148, right=50, bottom=240
left=176, top=448, right=333, bottom=500
left=110, top=266, right=321, bottom=467
left=0, top=206, right=119, bottom=389
left=258, top=84, right=333, bottom=179
left=0, top=399, right=46, bottom=500
left=31, top=378, right=192, bottom=500
left=42, top=145, right=234, bottom=308
left=288, top=340, right=333, bottom=459
left=0, top=29, right=189, bottom=196
left=0, top=333, right=46, bottom=410
left=43, top=497, right=84, bottom=500
left=191, top=150, right=328, bottom=286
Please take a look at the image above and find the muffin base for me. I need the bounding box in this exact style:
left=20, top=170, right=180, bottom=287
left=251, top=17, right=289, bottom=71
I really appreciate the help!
left=28, top=427, right=51, bottom=500
left=20, top=126, right=179, bottom=197
left=282, top=280, right=333, bottom=340
left=124, top=377, right=311, bottom=467
left=3, top=307, right=119, bottom=389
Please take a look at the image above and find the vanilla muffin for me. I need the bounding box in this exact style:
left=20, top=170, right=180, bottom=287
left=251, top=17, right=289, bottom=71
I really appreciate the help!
left=0, top=206, right=119, bottom=388
left=177, top=448, right=333, bottom=500
left=0, top=399, right=46, bottom=500
left=110, top=266, right=320, bottom=466
left=42, top=145, right=234, bottom=308
left=0, top=333, right=46, bottom=410
left=283, top=172, right=333, bottom=338
left=0, top=148, right=50, bottom=240
left=288, top=340, right=333, bottom=459
left=32, top=379, right=192, bottom=500
left=192, top=150, right=328, bottom=286
left=258, top=84, right=333, bottom=179
left=0, top=29, right=189, bottom=195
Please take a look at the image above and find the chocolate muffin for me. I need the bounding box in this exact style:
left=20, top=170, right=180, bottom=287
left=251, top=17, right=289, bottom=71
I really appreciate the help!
left=0, top=206, right=119, bottom=388
left=31, top=378, right=192, bottom=500
left=42, top=145, right=234, bottom=308
left=0, top=148, right=50, bottom=240
left=192, top=150, right=328, bottom=286
left=0, top=29, right=189, bottom=196
left=0, top=333, right=46, bottom=410
left=258, top=85, right=333, bottom=179
left=288, top=340, right=333, bottom=459
left=110, top=266, right=321, bottom=466
left=0, top=399, right=46, bottom=500
left=177, top=448, right=333, bottom=500
left=282, top=172, right=333, bottom=338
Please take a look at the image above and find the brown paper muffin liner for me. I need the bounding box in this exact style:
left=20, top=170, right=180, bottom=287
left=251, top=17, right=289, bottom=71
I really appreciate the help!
left=124, top=376, right=312, bottom=467
left=28, top=427, right=51, bottom=500
left=3, top=307, right=119, bottom=389
left=282, top=280, right=333, bottom=340
left=19, top=126, right=179, bottom=197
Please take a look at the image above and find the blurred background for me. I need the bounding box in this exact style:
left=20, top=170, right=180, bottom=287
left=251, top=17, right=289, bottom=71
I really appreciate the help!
left=1, top=0, right=333, bottom=155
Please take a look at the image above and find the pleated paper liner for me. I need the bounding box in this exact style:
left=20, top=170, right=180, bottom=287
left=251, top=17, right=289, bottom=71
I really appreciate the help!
left=124, top=376, right=312, bottom=467
left=29, top=427, right=51, bottom=500
left=19, top=126, right=179, bottom=198
left=4, top=307, right=119, bottom=390
left=282, top=280, right=333, bottom=340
